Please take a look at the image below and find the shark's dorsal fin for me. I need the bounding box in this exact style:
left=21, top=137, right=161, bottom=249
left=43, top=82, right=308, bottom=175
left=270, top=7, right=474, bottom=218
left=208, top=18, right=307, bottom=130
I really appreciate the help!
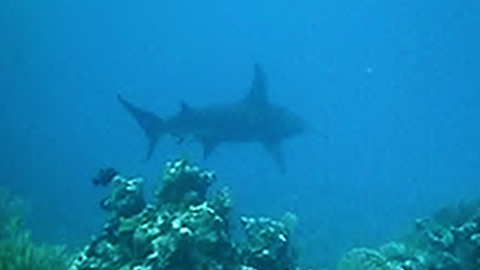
left=262, top=140, right=286, bottom=173
left=245, top=63, right=268, bottom=106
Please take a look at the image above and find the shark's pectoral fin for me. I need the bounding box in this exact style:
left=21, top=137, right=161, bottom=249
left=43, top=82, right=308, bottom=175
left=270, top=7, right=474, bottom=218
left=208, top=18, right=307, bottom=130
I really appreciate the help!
left=180, top=101, right=193, bottom=116
left=262, top=140, right=286, bottom=173
left=201, top=139, right=219, bottom=159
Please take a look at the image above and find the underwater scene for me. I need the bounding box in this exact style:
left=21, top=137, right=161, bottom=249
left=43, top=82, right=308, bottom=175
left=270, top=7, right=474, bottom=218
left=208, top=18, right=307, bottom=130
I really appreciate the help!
left=1, top=0, right=480, bottom=269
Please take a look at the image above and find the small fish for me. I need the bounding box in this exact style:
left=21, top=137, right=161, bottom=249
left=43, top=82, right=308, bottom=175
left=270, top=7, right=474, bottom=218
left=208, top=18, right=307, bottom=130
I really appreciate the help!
left=92, top=167, right=118, bottom=186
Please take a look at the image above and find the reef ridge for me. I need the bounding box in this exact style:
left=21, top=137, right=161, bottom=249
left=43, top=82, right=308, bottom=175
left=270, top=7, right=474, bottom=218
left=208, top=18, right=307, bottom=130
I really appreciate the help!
left=69, top=157, right=300, bottom=270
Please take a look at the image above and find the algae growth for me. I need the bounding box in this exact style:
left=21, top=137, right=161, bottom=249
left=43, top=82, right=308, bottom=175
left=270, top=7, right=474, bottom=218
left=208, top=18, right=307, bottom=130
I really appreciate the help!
left=0, top=186, right=71, bottom=270
left=338, top=199, right=480, bottom=270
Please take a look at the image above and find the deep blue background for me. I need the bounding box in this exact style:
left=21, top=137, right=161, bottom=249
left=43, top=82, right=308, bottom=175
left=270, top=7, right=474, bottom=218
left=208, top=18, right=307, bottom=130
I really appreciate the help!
left=1, top=0, right=480, bottom=267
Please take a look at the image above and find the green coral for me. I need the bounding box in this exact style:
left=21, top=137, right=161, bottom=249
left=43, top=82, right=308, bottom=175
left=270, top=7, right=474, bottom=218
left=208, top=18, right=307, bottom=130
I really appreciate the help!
left=0, top=232, right=70, bottom=270
left=156, top=157, right=216, bottom=207
left=0, top=186, right=71, bottom=270
left=337, top=248, right=392, bottom=270
left=240, top=215, right=297, bottom=270
left=0, top=187, right=25, bottom=237
left=337, top=197, right=480, bottom=270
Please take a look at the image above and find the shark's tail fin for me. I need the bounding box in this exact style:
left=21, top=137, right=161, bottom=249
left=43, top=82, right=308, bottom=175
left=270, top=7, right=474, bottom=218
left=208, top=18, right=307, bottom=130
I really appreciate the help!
left=117, top=95, right=164, bottom=159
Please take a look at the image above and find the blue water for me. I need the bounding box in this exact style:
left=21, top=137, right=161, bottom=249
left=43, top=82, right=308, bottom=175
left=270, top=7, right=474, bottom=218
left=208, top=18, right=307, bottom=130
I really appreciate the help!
left=1, top=0, right=479, bottom=267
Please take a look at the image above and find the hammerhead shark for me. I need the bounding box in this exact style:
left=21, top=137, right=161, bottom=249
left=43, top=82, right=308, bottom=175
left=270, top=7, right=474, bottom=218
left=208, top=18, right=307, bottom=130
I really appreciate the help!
left=117, top=64, right=305, bottom=171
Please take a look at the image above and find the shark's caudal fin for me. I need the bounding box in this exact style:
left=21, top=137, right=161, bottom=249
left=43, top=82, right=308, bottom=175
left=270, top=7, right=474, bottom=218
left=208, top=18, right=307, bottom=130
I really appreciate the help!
left=117, top=95, right=164, bottom=159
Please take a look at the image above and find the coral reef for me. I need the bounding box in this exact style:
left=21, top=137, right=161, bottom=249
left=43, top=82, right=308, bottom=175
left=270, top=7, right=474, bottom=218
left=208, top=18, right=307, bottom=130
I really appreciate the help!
left=69, top=157, right=300, bottom=270
left=0, top=232, right=70, bottom=270
left=338, top=199, right=480, bottom=270
left=338, top=247, right=390, bottom=270
left=0, top=186, right=70, bottom=270
left=99, top=174, right=146, bottom=218
left=0, top=187, right=25, bottom=237
left=156, top=158, right=216, bottom=207
left=240, top=215, right=297, bottom=270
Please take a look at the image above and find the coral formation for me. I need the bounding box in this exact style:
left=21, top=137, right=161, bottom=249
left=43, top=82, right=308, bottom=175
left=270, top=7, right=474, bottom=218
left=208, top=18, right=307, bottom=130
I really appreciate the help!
left=338, top=199, right=480, bottom=270
left=0, top=232, right=70, bottom=270
left=337, top=247, right=390, bottom=270
left=7, top=157, right=480, bottom=270
left=156, top=158, right=216, bottom=207
left=0, top=186, right=70, bottom=270
left=240, top=215, right=297, bottom=270
left=99, top=175, right=146, bottom=218
left=69, top=157, right=300, bottom=270
left=0, top=187, right=25, bottom=237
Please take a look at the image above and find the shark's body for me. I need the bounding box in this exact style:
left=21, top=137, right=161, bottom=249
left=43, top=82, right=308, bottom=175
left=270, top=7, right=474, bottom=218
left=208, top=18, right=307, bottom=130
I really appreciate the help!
left=118, top=64, right=305, bottom=171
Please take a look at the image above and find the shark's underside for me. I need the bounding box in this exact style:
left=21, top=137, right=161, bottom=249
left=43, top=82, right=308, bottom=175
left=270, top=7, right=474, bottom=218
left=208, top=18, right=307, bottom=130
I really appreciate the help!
left=118, top=64, right=305, bottom=172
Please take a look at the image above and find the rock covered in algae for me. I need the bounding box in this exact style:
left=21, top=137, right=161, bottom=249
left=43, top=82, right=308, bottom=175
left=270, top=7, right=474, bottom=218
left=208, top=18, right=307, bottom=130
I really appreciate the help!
left=240, top=214, right=297, bottom=270
left=338, top=248, right=391, bottom=270
left=0, top=186, right=71, bottom=270
left=100, top=175, right=146, bottom=218
left=156, top=158, right=216, bottom=207
left=68, top=157, right=301, bottom=270
left=338, top=244, right=428, bottom=270
left=0, top=186, right=25, bottom=237
left=339, top=198, right=480, bottom=270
